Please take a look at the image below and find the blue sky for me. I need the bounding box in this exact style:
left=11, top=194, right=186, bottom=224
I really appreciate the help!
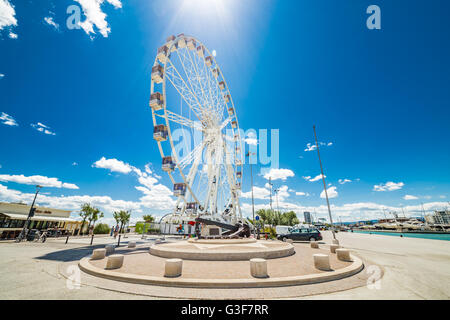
left=0, top=0, right=449, bottom=225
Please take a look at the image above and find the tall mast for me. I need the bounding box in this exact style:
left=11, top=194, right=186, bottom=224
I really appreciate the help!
left=313, top=125, right=336, bottom=240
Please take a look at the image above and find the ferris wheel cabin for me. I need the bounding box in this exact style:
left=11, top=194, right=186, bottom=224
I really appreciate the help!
left=186, top=202, right=198, bottom=214
left=228, top=107, right=234, bottom=116
left=219, top=81, right=225, bottom=90
left=197, top=45, right=205, bottom=58
left=205, top=56, right=213, bottom=67
left=231, top=120, right=237, bottom=129
left=149, top=92, right=163, bottom=110
left=162, top=156, right=175, bottom=172
left=151, top=65, right=164, bottom=84
left=157, top=45, right=169, bottom=63
left=224, top=94, right=231, bottom=103
left=173, top=183, right=187, bottom=197
left=153, top=124, right=168, bottom=141
left=236, top=171, right=242, bottom=179
left=177, top=34, right=186, bottom=48
left=212, top=67, right=220, bottom=79
left=187, top=38, right=196, bottom=50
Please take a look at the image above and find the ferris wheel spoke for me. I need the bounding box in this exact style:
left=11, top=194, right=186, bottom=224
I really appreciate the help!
left=185, top=48, right=214, bottom=114
left=177, top=48, right=208, bottom=110
left=165, top=59, right=206, bottom=118
left=157, top=110, right=203, bottom=131
left=178, top=139, right=206, bottom=171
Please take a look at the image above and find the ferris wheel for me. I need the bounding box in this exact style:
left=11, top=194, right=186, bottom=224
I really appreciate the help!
left=149, top=34, right=243, bottom=223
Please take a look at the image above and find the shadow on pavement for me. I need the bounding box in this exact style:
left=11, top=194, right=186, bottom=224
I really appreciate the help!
left=34, top=243, right=152, bottom=262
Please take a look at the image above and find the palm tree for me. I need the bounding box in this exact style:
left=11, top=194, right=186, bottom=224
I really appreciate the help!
left=113, top=210, right=131, bottom=233
left=79, top=203, right=93, bottom=235
left=88, top=207, right=104, bottom=231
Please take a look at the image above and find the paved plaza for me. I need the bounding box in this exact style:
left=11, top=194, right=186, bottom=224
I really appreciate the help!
left=0, top=231, right=449, bottom=299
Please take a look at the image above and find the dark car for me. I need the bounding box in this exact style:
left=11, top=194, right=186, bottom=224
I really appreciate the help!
left=46, top=229, right=62, bottom=238
left=277, top=227, right=322, bottom=242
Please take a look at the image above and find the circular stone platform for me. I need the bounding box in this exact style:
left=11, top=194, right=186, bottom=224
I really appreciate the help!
left=150, top=239, right=294, bottom=260
left=77, top=243, right=364, bottom=289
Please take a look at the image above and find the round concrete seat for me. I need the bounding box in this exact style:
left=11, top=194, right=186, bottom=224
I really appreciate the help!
left=105, top=244, right=115, bottom=255
left=128, top=241, right=136, bottom=248
left=336, top=248, right=352, bottom=261
left=310, top=241, right=319, bottom=249
left=91, top=248, right=106, bottom=260
left=106, top=254, right=124, bottom=269
left=164, top=258, right=182, bottom=277
left=286, top=239, right=293, bottom=244
left=330, top=244, right=340, bottom=253
left=332, top=239, right=340, bottom=245
left=250, top=258, right=268, bottom=278
left=313, top=254, right=331, bottom=271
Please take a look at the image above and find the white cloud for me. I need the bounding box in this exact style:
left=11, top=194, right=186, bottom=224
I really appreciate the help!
left=320, top=186, right=338, bottom=199
left=72, top=162, right=78, bottom=166
left=373, top=181, right=404, bottom=192
left=75, top=0, right=122, bottom=38
left=263, top=168, right=294, bottom=181
left=8, top=31, right=16, bottom=38
left=0, top=0, right=17, bottom=30
left=0, top=73, right=4, bottom=78
left=403, top=195, right=418, bottom=200
left=44, top=16, right=59, bottom=29
left=338, top=178, right=352, bottom=184
left=0, top=112, right=18, bottom=126
left=296, top=191, right=310, bottom=196
left=93, top=157, right=177, bottom=211
left=93, top=157, right=133, bottom=174
left=303, top=174, right=325, bottom=182
left=0, top=174, right=79, bottom=189
left=241, top=186, right=271, bottom=200
left=304, top=141, right=333, bottom=152
left=31, top=122, right=56, bottom=135
left=439, top=195, right=446, bottom=199
left=240, top=200, right=449, bottom=222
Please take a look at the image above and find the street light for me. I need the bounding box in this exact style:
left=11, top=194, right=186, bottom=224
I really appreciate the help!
left=16, top=185, right=42, bottom=242
left=246, top=152, right=256, bottom=236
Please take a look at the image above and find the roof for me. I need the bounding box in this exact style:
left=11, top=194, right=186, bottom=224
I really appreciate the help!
left=0, top=212, right=76, bottom=222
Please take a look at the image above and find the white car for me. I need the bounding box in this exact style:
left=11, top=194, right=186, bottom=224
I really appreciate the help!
left=275, top=225, right=292, bottom=236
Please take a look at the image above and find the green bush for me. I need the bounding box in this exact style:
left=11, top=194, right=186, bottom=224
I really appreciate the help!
left=135, top=222, right=160, bottom=234
left=93, top=223, right=111, bottom=234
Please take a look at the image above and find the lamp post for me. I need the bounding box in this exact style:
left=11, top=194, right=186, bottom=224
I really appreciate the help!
left=313, top=125, right=336, bottom=240
left=16, top=185, right=42, bottom=242
left=246, top=152, right=256, bottom=236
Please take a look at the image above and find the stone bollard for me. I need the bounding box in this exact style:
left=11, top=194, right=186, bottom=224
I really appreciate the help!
left=106, top=254, right=124, bottom=269
left=313, top=254, right=331, bottom=271
left=310, top=241, right=319, bottom=249
left=164, top=258, right=183, bottom=277
left=105, top=244, right=115, bottom=255
left=127, top=241, right=136, bottom=248
left=330, top=244, right=340, bottom=253
left=336, top=248, right=352, bottom=262
left=250, top=258, right=268, bottom=278
left=332, top=239, right=340, bottom=245
left=91, top=248, right=106, bottom=260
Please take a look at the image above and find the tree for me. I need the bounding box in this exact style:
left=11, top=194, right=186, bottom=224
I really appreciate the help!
left=78, top=203, right=93, bottom=235
left=113, top=210, right=131, bottom=233
left=142, top=215, right=155, bottom=223
left=87, top=207, right=103, bottom=231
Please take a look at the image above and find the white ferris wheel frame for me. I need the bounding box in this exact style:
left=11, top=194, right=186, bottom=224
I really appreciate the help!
left=150, top=34, right=244, bottom=223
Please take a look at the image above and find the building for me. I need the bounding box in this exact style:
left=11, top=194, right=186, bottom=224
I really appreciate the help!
left=303, top=211, right=312, bottom=224
left=0, top=202, right=81, bottom=240
left=425, top=210, right=450, bottom=225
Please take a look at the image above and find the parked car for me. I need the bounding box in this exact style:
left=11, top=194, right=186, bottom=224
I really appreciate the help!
left=277, top=227, right=322, bottom=242
left=46, top=229, right=62, bottom=238
left=275, top=225, right=291, bottom=236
